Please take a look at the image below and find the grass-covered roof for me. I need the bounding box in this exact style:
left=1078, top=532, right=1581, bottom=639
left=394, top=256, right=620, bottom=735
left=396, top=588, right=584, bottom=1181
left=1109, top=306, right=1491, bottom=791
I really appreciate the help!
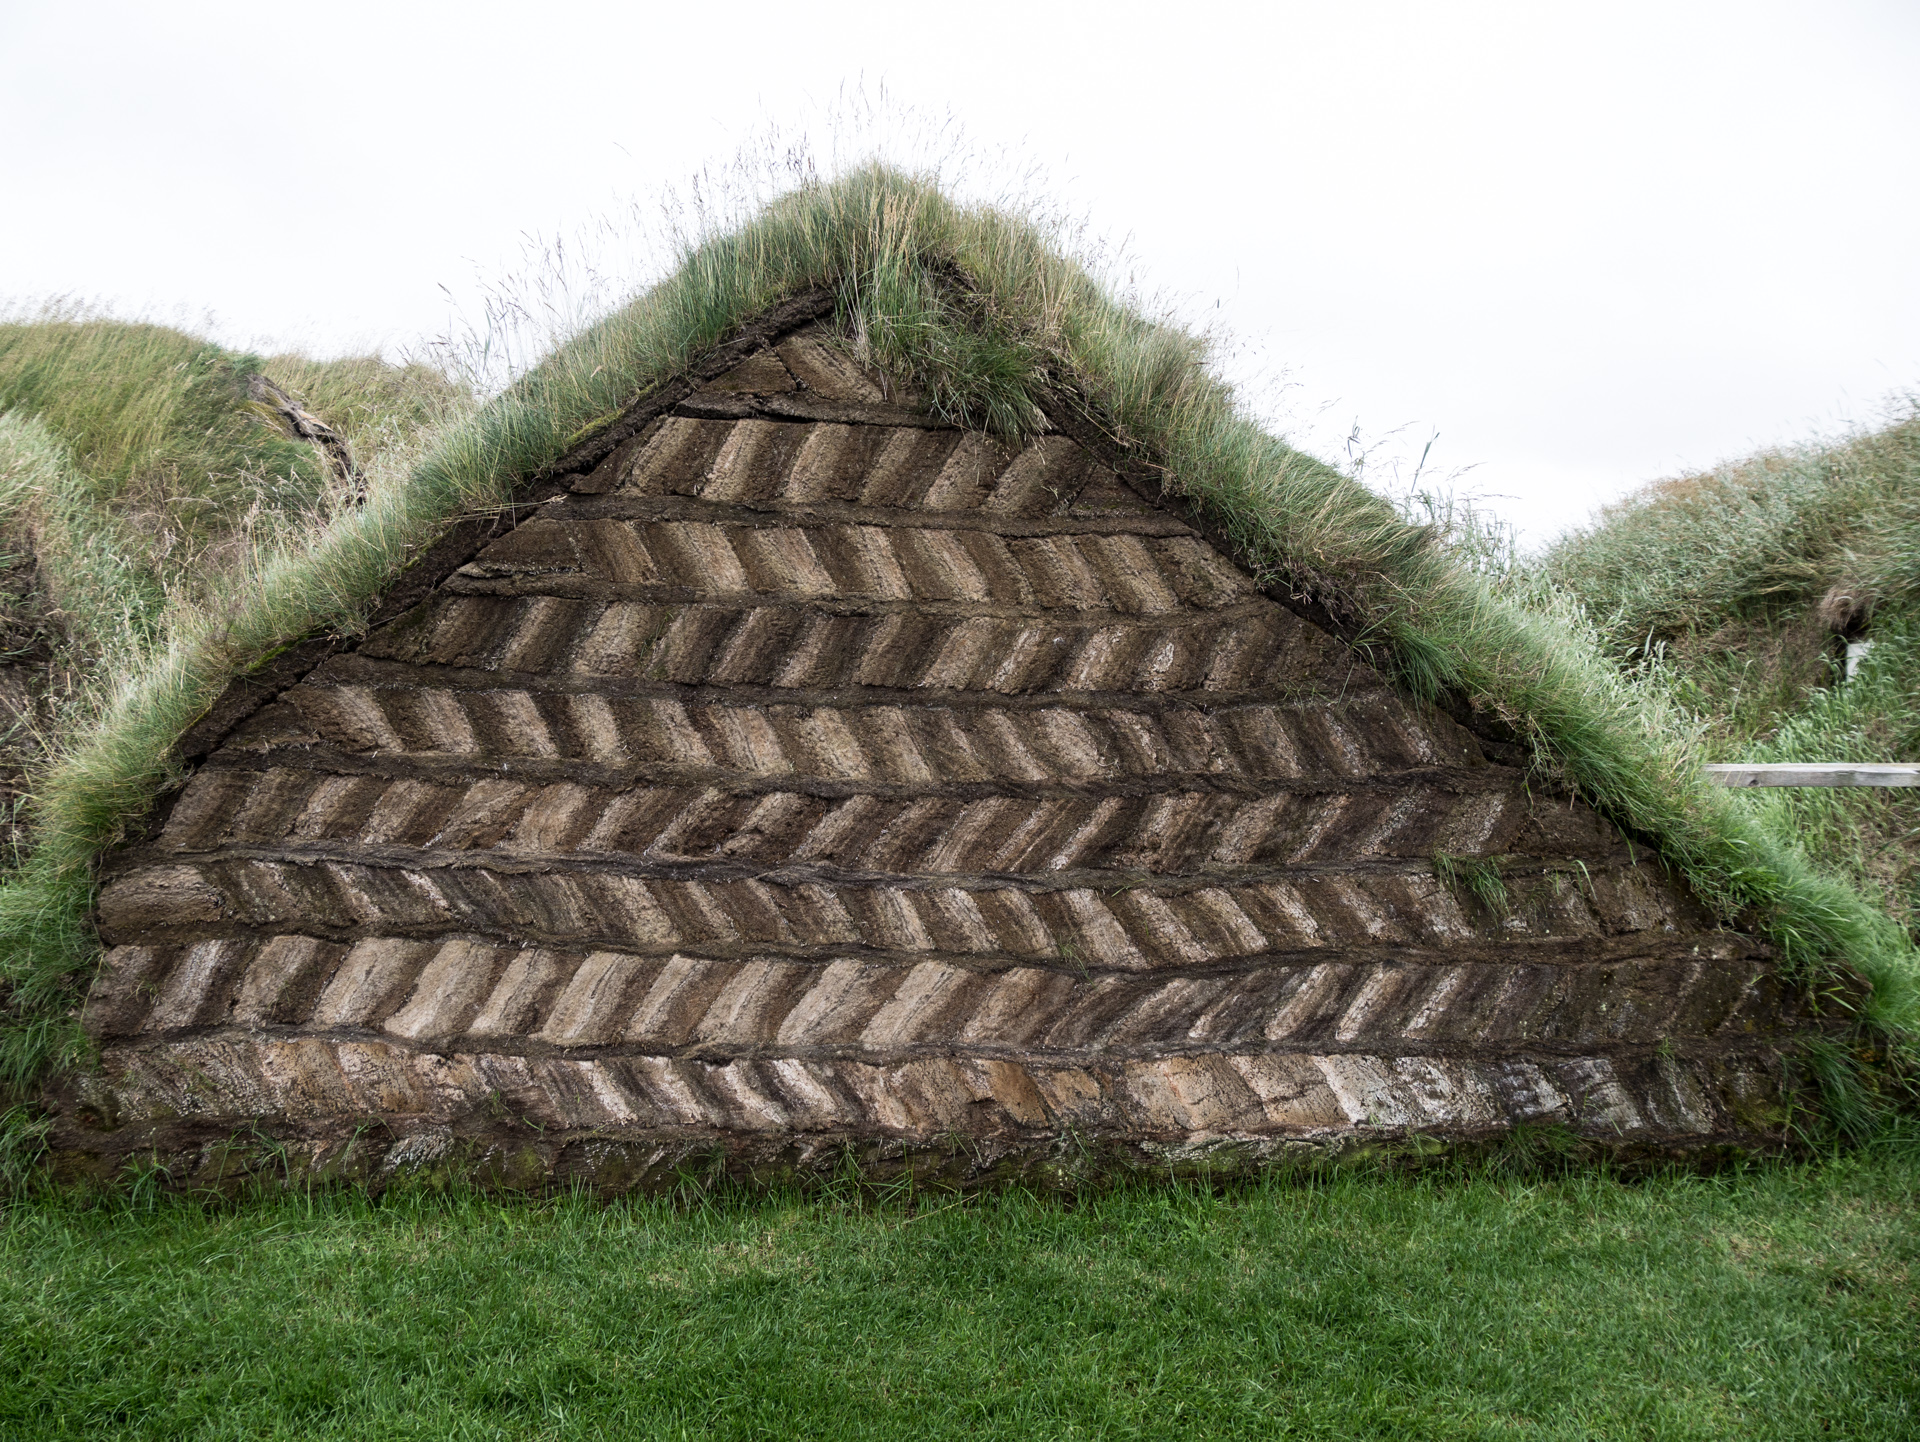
left=1545, top=405, right=1920, bottom=968
left=0, top=165, right=1912, bottom=1154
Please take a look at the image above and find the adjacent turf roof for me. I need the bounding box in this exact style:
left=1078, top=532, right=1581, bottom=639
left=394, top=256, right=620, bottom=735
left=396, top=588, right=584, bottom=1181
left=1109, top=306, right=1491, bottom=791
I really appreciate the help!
left=0, top=165, right=1912, bottom=1147
left=1542, top=407, right=1920, bottom=940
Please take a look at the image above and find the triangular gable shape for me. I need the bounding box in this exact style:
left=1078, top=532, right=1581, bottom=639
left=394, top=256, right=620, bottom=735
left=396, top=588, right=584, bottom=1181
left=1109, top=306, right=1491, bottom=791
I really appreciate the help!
left=62, top=311, right=1807, bottom=1191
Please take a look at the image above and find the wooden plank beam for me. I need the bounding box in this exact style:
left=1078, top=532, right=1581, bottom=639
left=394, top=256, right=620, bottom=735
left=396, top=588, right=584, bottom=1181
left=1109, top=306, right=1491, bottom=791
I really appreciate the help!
left=1703, top=763, right=1920, bottom=788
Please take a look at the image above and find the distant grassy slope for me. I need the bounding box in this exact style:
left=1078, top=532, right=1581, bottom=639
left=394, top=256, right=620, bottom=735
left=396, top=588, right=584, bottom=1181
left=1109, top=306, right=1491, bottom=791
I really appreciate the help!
left=1542, top=407, right=1920, bottom=927
left=0, top=311, right=461, bottom=637
left=1542, top=406, right=1920, bottom=745
left=0, top=414, right=164, bottom=857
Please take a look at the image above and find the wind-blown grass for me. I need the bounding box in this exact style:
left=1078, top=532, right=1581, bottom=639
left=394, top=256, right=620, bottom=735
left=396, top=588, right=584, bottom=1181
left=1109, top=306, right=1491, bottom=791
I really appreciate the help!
left=0, top=166, right=1911, bottom=1142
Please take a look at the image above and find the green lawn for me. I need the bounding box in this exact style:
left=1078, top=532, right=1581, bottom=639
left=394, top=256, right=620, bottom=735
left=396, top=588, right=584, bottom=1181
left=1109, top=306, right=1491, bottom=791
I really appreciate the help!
left=2, top=1149, right=1915, bottom=1441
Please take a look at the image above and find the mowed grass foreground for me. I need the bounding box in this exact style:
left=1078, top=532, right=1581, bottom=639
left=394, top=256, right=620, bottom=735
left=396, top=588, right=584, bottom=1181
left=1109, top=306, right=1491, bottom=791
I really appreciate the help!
left=2, top=1152, right=1916, bottom=1441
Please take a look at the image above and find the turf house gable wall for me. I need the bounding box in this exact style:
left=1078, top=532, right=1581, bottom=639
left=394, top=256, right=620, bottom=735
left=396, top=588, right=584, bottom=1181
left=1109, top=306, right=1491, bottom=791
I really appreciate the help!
left=43, top=295, right=1831, bottom=1193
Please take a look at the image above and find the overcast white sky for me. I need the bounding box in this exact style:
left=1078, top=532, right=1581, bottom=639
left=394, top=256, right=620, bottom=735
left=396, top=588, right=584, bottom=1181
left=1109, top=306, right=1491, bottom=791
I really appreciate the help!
left=2, top=0, right=1916, bottom=547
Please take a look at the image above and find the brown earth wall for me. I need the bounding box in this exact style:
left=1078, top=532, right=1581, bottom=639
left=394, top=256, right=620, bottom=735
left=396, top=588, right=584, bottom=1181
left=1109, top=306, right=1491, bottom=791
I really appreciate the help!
left=45, top=314, right=1816, bottom=1194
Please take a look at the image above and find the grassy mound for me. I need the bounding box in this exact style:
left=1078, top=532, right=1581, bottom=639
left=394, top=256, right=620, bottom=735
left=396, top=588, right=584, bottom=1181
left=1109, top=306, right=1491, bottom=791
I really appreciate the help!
left=0, top=167, right=1912, bottom=1157
left=0, top=310, right=462, bottom=651
left=1543, top=409, right=1920, bottom=931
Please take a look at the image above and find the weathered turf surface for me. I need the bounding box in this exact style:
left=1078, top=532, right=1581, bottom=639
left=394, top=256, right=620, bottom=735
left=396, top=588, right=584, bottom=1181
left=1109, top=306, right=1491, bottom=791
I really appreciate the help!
left=2, top=1150, right=1914, bottom=1440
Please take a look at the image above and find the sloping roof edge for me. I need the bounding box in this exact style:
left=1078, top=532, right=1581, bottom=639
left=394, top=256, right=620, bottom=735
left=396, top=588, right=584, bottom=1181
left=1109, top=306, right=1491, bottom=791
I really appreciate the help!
left=1, top=165, right=1911, bottom=1132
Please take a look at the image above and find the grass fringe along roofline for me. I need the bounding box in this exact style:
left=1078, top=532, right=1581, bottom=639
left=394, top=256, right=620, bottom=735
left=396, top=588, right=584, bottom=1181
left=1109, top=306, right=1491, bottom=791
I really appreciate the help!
left=1, top=165, right=1913, bottom=1140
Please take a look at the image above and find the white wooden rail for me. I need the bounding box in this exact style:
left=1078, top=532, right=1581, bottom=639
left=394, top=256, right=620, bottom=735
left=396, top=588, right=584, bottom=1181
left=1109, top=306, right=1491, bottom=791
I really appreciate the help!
left=1703, top=764, right=1920, bottom=788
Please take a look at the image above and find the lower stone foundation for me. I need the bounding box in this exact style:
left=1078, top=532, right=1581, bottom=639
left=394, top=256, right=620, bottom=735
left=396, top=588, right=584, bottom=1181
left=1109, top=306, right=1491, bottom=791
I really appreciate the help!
left=43, top=1030, right=1804, bottom=1197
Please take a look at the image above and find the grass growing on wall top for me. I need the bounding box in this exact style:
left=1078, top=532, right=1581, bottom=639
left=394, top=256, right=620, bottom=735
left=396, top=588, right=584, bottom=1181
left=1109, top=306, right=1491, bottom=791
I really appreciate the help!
left=0, top=165, right=1913, bottom=1137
